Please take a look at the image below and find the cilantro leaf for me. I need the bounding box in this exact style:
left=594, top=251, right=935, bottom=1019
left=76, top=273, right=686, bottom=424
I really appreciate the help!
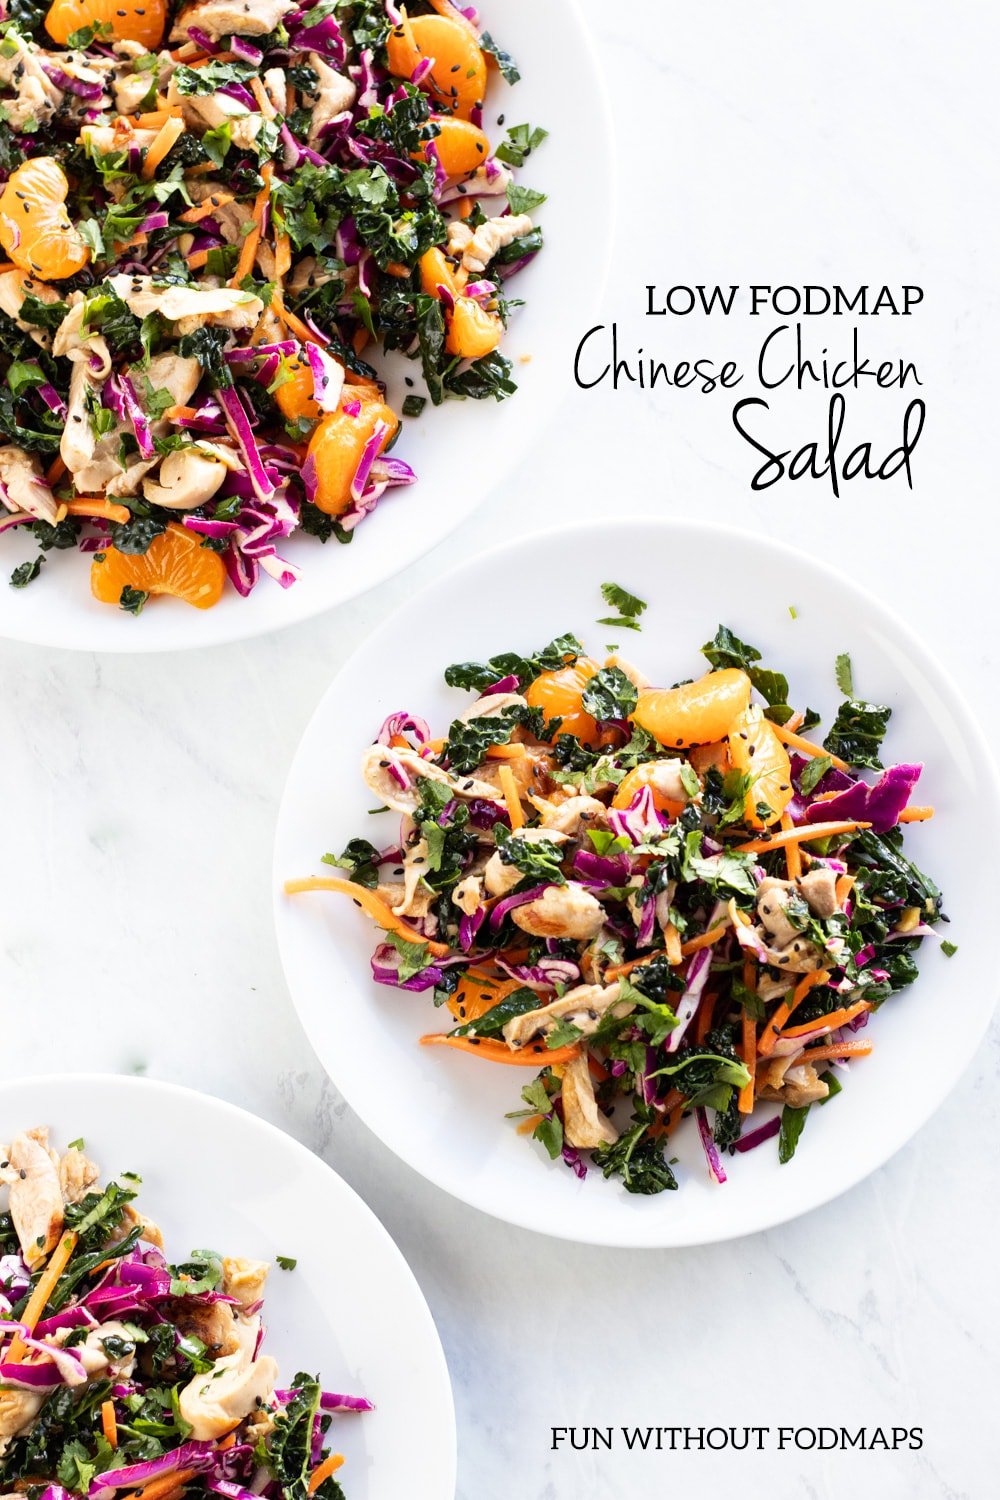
left=495, top=122, right=548, bottom=168
left=835, top=652, right=854, bottom=696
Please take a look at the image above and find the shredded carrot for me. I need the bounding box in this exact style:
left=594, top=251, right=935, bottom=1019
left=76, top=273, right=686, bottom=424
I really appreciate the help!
left=834, top=873, right=856, bottom=907
left=757, top=969, right=831, bottom=1058
left=455, top=196, right=474, bottom=219
left=141, top=116, right=185, bottom=180
left=516, top=1113, right=544, bottom=1135
left=738, top=957, right=756, bottom=1112
left=179, top=192, right=236, bottom=224
left=680, top=921, right=728, bottom=957
left=217, top=1434, right=238, bottom=1452
left=123, top=1467, right=198, bottom=1500
left=780, top=812, right=802, bottom=881
left=230, top=162, right=272, bottom=286
left=308, top=1455, right=344, bottom=1494
left=735, top=820, right=871, bottom=855
left=101, top=1400, right=118, bottom=1449
left=284, top=876, right=450, bottom=956
left=664, top=1096, right=686, bottom=1136
left=420, top=1033, right=582, bottom=1066
left=497, top=763, right=524, bottom=830
left=695, top=990, right=715, bottom=1043
left=65, top=498, right=130, bottom=524
left=588, top=1053, right=609, bottom=1084
left=271, top=289, right=328, bottom=347
left=352, top=326, right=369, bottom=355
left=484, top=743, right=527, bottom=760
left=898, top=805, right=934, bottom=823
left=251, top=76, right=277, bottom=121
left=794, top=1041, right=873, bottom=1064
left=781, top=999, right=870, bottom=1038
left=384, top=261, right=411, bottom=278
left=127, top=107, right=182, bottom=129
left=185, top=250, right=211, bottom=270
left=663, top=921, right=683, bottom=965
left=274, top=230, right=292, bottom=280
left=770, top=721, right=849, bottom=772
left=163, top=404, right=198, bottom=423
left=6, top=1231, right=78, bottom=1360
left=45, top=454, right=66, bottom=485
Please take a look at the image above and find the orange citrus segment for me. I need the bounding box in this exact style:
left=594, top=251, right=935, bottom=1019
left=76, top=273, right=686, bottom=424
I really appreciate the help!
left=524, top=657, right=601, bottom=745
left=91, top=523, right=225, bottom=610
left=0, top=158, right=89, bottom=281
left=445, top=296, right=502, bottom=359
left=275, top=351, right=321, bottom=424
left=445, top=973, right=522, bottom=1024
left=45, top=0, right=167, bottom=50
left=386, top=13, right=486, bottom=119
left=728, top=705, right=793, bottom=829
left=429, top=116, right=491, bottom=176
left=306, top=388, right=399, bottom=516
left=631, top=669, right=753, bottom=748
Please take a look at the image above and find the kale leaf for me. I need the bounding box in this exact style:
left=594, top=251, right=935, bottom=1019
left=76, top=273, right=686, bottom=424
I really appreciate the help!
left=581, top=665, right=638, bottom=722
left=451, top=985, right=539, bottom=1038
left=322, top=836, right=382, bottom=889
left=495, top=824, right=566, bottom=885
left=444, top=633, right=581, bottom=692
left=823, top=698, right=892, bottom=769
left=593, top=1122, right=677, bottom=1195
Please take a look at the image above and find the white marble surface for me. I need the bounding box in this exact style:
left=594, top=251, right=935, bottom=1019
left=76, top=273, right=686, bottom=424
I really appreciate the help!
left=2, top=1, right=999, bottom=1496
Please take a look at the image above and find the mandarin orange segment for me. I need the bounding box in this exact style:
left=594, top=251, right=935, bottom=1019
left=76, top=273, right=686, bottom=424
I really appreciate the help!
left=306, top=388, right=399, bottom=516
left=524, top=657, right=601, bottom=745
left=91, top=523, right=225, bottom=610
left=386, top=13, right=486, bottom=119
left=275, top=352, right=321, bottom=423
left=728, top=706, right=793, bottom=829
left=631, top=668, right=752, bottom=748
left=430, top=116, right=491, bottom=176
left=445, top=296, right=502, bottom=359
left=419, top=245, right=465, bottom=299
left=0, top=158, right=89, bottom=281
left=45, top=0, right=167, bottom=51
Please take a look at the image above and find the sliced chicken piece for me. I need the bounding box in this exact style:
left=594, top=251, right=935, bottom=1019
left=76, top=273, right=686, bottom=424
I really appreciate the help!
left=172, top=1297, right=242, bottom=1357
left=171, top=0, right=296, bottom=41
left=61, top=360, right=101, bottom=477
left=757, top=1055, right=830, bottom=1108
left=58, top=1145, right=100, bottom=1204
left=446, top=162, right=511, bottom=196
left=511, top=882, right=606, bottom=941
left=0, top=33, right=62, bottom=131
left=560, top=1053, right=618, bottom=1149
left=145, top=352, right=203, bottom=409
left=106, top=275, right=262, bottom=334
left=483, top=828, right=568, bottom=898
left=53, top=302, right=112, bottom=378
left=374, top=836, right=432, bottom=918
left=305, top=52, right=357, bottom=143
left=142, top=446, right=229, bottom=510
left=0, top=1131, right=64, bottom=1267
left=797, top=866, right=840, bottom=918
left=222, top=1256, right=270, bottom=1312
left=113, top=61, right=156, bottom=116
left=71, top=1320, right=140, bottom=1378
left=446, top=213, right=533, bottom=275
left=502, top=981, right=628, bottom=1049
left=756, top=877, right=805, bottom=950
left=0, top=1387, right=45, bottom=1444
left=451, top=875, right=484, bottom=916
left=529, top=794, right=606, bottom=837
left=178, top=1314, right=278, bottom=1440
left=361, top=744, right=497, bottom=815
left=458, top=692, right=527, bottom=723
left=0, top=270, right=62, bottom=350
left=0, top=446, right=59, bottom=525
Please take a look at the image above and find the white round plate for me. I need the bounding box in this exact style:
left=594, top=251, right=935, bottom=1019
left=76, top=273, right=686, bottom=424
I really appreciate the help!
left=0, top=1074, right=456, bottom=1498
left=273, top=518, right=1000, bottom=1247
left=0, top=0, right=613, bottom=652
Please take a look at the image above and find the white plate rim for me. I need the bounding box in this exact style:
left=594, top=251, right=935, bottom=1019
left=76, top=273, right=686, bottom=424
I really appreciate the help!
left=0, top=1071, right=458, bottom=1495
left=273, top=515, right=1000, bottom=1248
